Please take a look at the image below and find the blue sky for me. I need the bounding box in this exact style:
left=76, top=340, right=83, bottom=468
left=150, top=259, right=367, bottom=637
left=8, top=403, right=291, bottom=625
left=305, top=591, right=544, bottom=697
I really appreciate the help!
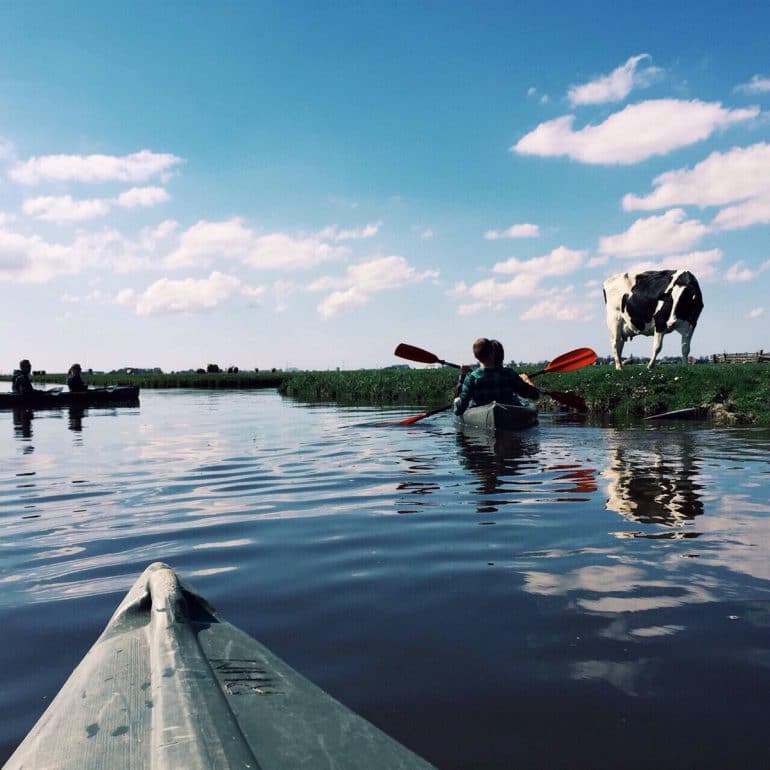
left=1, top=1, right=769, bottom=372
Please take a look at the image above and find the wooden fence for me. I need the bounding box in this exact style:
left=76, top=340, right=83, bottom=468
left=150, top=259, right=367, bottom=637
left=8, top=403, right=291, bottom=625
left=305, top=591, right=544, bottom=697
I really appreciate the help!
left=711, top=350, right=768, bottom=363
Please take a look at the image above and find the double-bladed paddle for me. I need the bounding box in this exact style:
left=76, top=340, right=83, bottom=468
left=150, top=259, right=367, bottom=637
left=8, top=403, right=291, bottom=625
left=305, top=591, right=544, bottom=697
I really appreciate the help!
left=392, top=344, right=596, bottom=424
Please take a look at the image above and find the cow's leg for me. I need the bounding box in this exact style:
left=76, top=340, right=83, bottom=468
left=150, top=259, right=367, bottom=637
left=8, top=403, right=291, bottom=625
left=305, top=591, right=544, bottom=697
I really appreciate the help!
left=609, top=323, right=624, bottom=369
left=647, top=331, right=664, bottom=368
left=680, top=325, right=694, bottom=364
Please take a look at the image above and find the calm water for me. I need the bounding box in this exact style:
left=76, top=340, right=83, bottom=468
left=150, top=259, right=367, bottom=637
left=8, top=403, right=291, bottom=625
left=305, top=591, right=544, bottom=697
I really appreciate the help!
left=1, top=390, right=769, bottom=769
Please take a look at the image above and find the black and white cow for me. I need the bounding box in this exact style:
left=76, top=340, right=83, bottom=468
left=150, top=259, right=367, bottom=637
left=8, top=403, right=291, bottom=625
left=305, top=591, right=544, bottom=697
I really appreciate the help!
left=602, top=270, right=704, bottom=369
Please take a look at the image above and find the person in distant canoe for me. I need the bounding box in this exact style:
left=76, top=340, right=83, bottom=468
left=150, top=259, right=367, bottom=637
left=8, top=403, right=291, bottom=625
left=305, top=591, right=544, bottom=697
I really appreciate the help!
left=452, top=337, right=539, bottom=416
left=11, top=359, right=35, bottom=395
left=67, top=363, right=88, bottom=392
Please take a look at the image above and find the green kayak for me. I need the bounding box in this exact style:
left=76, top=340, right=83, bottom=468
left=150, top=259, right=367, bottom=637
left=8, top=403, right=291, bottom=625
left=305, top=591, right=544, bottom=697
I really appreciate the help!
left=5, top=562, right=434, bottom=770
left=455, top=400, right=538, bottom=433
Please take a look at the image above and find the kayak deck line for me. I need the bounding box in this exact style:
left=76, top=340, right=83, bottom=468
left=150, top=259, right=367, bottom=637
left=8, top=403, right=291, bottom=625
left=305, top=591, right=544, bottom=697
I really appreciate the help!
left=5, top=562, right=435, bottom=770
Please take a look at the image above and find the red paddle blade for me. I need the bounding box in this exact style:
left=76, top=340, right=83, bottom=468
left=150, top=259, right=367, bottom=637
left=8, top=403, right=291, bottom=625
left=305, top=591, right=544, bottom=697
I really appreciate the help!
left=540, top=347, right=597, bottom=374
left=394, top=343, right=441, bottom=365
left=395, top=411, right=430, bottom=425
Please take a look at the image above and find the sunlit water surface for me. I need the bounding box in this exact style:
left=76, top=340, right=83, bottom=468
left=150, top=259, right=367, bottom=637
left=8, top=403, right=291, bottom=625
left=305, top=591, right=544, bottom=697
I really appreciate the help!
left=1, top=390, right=768, bottom=769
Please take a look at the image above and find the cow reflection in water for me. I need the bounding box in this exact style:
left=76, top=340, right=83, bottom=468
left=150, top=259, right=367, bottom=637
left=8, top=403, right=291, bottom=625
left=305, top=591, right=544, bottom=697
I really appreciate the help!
left=603, top=430, right=704, bottom=530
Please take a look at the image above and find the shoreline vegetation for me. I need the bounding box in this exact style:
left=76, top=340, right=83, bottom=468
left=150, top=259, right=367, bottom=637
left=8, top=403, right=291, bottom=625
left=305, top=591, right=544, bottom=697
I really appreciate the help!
left=2, top=363, right=768, bottom=425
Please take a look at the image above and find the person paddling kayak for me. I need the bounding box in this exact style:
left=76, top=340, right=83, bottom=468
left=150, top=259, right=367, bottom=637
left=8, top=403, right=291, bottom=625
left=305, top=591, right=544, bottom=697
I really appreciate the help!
left=452, top=337, right=540, bottom=416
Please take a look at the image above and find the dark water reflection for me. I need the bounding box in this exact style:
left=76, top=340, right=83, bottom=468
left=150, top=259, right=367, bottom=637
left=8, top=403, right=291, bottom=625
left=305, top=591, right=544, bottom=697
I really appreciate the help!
left=1, top=392, right=769, bottom=769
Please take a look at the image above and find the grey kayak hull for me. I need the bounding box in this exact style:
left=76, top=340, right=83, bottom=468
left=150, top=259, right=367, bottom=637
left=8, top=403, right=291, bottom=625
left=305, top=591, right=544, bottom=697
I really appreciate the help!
left=455, top=400, right=538, bottom=432
left=4, top=562, right=434, bottom=770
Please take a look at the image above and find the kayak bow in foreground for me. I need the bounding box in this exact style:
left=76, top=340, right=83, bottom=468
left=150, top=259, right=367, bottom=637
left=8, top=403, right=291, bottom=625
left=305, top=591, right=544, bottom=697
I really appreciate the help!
left=5, top=562, right=434, bottom=770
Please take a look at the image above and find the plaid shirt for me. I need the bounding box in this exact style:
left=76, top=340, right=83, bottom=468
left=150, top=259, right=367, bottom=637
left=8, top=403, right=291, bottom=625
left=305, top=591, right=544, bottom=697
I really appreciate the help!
left=452, top=365, right=540, bottom=415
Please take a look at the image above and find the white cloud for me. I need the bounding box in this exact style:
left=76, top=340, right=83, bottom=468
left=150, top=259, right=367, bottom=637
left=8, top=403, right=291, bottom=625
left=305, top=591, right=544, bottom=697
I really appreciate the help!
left=22, top=186, right=170, bottom=223
left=22, top=195, right=111, bottom=223
left=134, top=271, right=264, bottom=315
left=513, top=99, right=758, bottom=164
left=450, top=246, right=587, bottom=315
left=724, top=259, right=770, bottom=282
left=735, top=75, right=770, bottom=94
left=9, top=149, right=183, bottom=185
left=724, top=260, right=755, bottom=282
left=317, top=286, right=368, bottom=319
left=484, top=223, right=540, bottom=240
left=452, top=273, right=542, bottom=315
left=567, top=54, right=661, bottom=106
left=492, top=245, right=585, bottom=275
left=165, top=218, right=254, bottom=268
left=316, top=255, right=439, bottom=319
left=746, top=307, right=764, bottom=319
left=245, top=232, right=348, bottom=270
left=599, top=209, right=708, bottom=257
left=622, top=143, right=770, bottom=214
left=711, top=196, right=770, bottom=230
left=116, top=186, right=170, bottom=208
left=316, top=221, right=381, bottom=241
left=622, top=248, right=723, bottom=280
left=520, top=287, right=595, bottom=322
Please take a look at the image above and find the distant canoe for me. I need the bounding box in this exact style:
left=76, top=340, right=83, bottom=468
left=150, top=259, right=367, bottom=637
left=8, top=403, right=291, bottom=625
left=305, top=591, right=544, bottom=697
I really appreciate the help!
left=5, top=562, right=435, bottom=770
left=455, top=400, right=538, bottom=433
left=0, top=385, right=140, bottom=410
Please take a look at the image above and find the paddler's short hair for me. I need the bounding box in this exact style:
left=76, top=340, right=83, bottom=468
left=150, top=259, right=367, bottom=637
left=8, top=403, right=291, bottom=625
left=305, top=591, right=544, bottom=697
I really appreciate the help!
left=472, top=337, right=494, bottom=362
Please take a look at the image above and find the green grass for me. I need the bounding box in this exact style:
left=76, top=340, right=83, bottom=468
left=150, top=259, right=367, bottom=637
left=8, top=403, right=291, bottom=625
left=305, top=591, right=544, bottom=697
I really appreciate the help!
left=278, top=367, right=455, bottom=404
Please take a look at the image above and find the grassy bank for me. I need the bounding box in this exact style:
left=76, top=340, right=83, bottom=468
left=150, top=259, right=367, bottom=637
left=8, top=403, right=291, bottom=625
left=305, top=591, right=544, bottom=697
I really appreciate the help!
left=280, top=363, right=770, bottom=425
left=5, top=363, right=767, bottom=424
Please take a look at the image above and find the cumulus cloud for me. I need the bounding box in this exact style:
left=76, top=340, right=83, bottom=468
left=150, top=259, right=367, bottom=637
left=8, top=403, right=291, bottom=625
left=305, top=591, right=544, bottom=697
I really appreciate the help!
left=316, top=255, right=439, bottom=319
left=164, top=219, right=362, bottom=271
left=22, top=186, right=170, bottom=223
left=712, top=196, right=770, bottom=230
left=746, top=307, right=764, bottom=319
left=450, top=245, right=586, bottom=315
left=567, top=54, right=662, bottom=106
left=9, top=149, right=183, bottom=185
left=735, top=75, right=770, bottom=94
left=724, top=261, right=755, bottom=282
left=116, top=186, right=170, bottom=208
left=599, top=209, right=708, bottom=257
left=134, top=271, right=264, bottom=315
left=492, top=245, right=585, bottom=275
left=513, top=99, right=758, bottom=164
left=622, top=248, right=723, bottom=280
left=483, top=223, right=540, bottom=239
left=317, top=286, right=369, bottom=319
left=245, top=232, right=347, bottom=270
left=164, top=218, right=254, bottom=268
left=453, top=273, right=542, bottom=315
left=622, top=143, right=770, bottom=214
left=520, top=287, right=595, bottom=322
left=23, top=195, right=111, bottom=223
left=724, top=259, right=770, bottom=282
left=315, top=221, right=381, bottom=241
